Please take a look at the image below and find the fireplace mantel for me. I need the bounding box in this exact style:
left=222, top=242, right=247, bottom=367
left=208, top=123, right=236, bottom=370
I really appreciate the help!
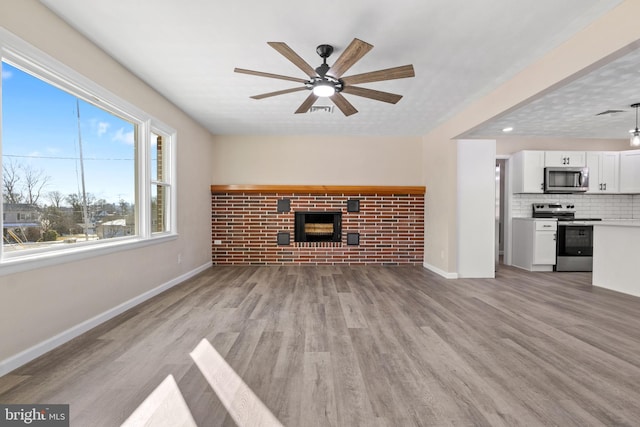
left=210, top=184, right=426, bottom=195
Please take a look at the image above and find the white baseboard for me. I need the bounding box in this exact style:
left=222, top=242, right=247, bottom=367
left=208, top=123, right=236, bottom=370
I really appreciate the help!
left=423, top=262, right=459, bottom=279
left=0, top=261, right=212, bottom=377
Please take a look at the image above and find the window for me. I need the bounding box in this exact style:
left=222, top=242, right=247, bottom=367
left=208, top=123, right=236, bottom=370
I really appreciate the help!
left=151, top=131, right=171, bottom=234
left=0, top=31, right=176, bottom=271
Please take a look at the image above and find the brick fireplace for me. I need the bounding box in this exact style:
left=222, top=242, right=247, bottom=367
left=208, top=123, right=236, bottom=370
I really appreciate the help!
left=211, top=185, right=425, bottom=265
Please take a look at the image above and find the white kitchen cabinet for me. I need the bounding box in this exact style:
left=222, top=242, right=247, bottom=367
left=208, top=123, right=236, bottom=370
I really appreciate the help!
left=511, top=150, right=545, bottom=193
left=545, top=151, right=586, bottom=167
left=533, top=221, right=558, bottom=265
left=512, top=218, right=557, bottom=271
left=587, top=151, right=619, bottom=193
left=619, top=150, right=640, bottom=193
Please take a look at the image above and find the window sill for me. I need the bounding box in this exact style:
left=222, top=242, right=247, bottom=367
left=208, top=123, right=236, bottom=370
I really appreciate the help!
left=0, top=233, right=178, bottom=277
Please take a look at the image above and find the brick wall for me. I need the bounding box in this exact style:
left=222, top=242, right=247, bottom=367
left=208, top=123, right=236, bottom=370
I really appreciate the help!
left=211, top=192, right=424, bottom=265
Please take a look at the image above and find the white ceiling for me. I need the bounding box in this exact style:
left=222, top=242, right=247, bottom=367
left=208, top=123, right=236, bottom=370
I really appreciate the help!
left=464, top=44, right=640, bottom=140
left=38, top=0, right=624, bottom=137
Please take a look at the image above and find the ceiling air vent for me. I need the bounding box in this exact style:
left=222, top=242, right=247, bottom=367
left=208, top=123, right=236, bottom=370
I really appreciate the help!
left=309, top=106, right=334, bottom=114
left=595, top=109, right=625, bottom=116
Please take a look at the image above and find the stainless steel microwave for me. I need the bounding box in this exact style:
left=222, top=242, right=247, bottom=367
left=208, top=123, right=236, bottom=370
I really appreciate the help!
left=544, top=167, right=589, bottom=193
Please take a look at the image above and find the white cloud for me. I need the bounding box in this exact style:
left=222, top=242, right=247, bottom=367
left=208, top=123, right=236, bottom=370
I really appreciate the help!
left=112, top=127, right=135, bottom=145
left=97, top=121, right=110, bottom=137
left=1, top=70, right=12, bottom=80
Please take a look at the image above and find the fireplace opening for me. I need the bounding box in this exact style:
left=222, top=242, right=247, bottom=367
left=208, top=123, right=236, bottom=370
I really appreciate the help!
left=295, top=211, right=342, bottom=243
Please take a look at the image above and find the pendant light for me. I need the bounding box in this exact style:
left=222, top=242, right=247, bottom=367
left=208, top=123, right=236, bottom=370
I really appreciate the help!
left=630, top=103, right=640, bottom=147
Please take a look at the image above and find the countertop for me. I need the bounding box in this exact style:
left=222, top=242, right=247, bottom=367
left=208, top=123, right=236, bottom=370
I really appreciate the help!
left=593, top=219, right=640, bottom=227
left=514, top=218, right=640, bottom=227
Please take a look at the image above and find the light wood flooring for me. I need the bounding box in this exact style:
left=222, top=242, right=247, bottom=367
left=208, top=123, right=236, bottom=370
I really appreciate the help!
left=2, top=265, right=640, bottom=426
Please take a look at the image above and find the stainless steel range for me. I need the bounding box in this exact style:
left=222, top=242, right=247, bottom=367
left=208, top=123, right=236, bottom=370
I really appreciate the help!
left=532, top=203, right=601, bottom=272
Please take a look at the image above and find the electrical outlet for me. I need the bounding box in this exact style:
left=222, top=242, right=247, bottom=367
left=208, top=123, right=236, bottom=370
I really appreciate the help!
left=214, top=240, right=222, bottom=245
left=177, top=253, right=182, bottom=264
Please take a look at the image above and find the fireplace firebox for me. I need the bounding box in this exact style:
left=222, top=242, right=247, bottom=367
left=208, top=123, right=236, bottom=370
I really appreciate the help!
left=295, top=211, right=342, bottom=243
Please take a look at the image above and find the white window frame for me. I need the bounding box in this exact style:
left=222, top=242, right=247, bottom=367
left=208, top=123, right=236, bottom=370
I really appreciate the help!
left=149, top=126, right=176, bottom=236
left=0, top=27, right=177, bottom=276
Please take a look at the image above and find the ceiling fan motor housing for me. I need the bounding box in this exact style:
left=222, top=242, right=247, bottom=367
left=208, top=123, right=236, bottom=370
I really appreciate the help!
left=305, top=76, right=343, bottom=93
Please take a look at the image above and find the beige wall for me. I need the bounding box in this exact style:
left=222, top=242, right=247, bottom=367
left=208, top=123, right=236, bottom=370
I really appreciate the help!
left=422, top=130, right=458, bottom=274
left=212, top=135, right=423, bottom=185
left=0, top=1, right=214, bottom=366
left=422, top=0, right=640, bottom=276
left=496, top=138, right=630, bottom=155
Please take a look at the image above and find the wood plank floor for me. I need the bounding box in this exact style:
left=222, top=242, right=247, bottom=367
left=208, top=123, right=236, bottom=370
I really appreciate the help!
left=2, top=265, right=640, bottom=426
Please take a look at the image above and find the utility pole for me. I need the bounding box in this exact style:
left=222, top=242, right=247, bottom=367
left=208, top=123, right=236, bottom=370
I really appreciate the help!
left=76, top=99, right=90, bottom=241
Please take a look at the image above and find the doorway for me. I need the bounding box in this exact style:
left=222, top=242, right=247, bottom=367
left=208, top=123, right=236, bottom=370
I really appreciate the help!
left=496, top=158, right=507, bottom=266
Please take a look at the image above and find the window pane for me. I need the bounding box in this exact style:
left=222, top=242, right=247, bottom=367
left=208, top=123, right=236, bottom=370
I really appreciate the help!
left=151, top=132, right=165, bottom=182
left=151, top=184, right=167, bottom=233
left=2, top=61, right=136, bottom=252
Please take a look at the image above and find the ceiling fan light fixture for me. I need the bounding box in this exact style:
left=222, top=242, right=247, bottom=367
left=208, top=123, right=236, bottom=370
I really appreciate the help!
left=630, top=103, right=640, bottom=147
left=312, top=80, right=336, bottom=97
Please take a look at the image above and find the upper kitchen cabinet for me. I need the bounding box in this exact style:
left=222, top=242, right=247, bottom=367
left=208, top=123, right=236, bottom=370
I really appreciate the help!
left=512, top=150, right=545, bottom=193
left=587, top=152, right=619, bottom=193
left=545, top=151, right=586, bottom=167
left=619, top=150, right=640, bottom=193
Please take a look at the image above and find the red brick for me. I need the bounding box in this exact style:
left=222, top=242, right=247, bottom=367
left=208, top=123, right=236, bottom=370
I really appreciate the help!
left=212, top=192, right=424, bottom=265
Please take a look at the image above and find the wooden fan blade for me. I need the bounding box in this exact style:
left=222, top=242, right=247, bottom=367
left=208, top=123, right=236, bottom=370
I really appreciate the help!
left=341, top=86, right=403, bottom=104
left=235, top=68, right=308, bottom=84
left=295, top=93, right=319, bottom=114
left=330, top=92, right=358, bottom=116
left=267, top=42, right=317, bottom=78
left=327, top=38, right=373, bottom=78
left=341, top=64, right=415, bottom=85
left=251, top=87, right=308, bottom=100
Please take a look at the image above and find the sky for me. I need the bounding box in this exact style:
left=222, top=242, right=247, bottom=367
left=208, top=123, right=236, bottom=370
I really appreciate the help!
left=1, top=61, right=136, bottom=206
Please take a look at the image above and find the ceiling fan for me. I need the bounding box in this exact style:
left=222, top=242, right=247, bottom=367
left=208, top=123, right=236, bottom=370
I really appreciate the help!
left=234, top=38, right=415, bottom=116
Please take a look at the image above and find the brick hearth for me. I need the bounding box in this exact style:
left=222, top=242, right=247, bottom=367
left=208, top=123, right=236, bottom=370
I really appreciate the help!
left=211, top=185, right=425, bottom=265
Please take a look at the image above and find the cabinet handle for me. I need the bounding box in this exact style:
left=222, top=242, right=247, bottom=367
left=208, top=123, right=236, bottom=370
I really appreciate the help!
left=604, top=183, right=607, bottom=191
left=599, top=183, right=603, bottom=190
left=540, top=183, right=544, bottom=190
left=553, top=233, right=556, bottom=241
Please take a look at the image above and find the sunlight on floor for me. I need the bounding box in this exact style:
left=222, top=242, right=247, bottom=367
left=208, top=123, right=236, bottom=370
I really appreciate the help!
left=121, top=375, right=196, bottom=427
left=190, top=339, right=284, bottom=427
left=121, top=339, right=283, bottom=427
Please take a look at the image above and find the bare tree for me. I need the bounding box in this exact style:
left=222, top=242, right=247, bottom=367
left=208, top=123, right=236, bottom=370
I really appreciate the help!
left=2, top=159, right=23, bottom=204
left=22, top=163, right=50, bottom=205
left=2, top=160, right=50, bottom=206
left=48, top=190, right=64, bottom=208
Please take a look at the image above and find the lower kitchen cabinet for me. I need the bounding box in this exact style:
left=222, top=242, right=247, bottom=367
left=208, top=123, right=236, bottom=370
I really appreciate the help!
left=512, top=218, right=557, bottom=271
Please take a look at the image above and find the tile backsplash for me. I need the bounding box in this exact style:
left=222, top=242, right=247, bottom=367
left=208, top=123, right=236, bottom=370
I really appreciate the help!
left=511, top=194, right=639, bottom=219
